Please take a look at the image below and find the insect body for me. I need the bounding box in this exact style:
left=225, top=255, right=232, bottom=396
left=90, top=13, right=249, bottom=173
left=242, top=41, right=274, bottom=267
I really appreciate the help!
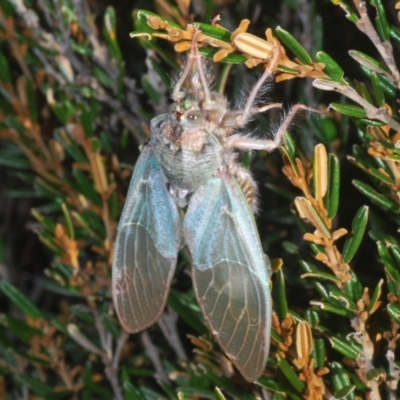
left=113, top=28, right=294, bottom=382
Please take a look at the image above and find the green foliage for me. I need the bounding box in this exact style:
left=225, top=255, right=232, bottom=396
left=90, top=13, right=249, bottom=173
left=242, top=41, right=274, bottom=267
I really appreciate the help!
left=1, top=0, right=400, bottom=399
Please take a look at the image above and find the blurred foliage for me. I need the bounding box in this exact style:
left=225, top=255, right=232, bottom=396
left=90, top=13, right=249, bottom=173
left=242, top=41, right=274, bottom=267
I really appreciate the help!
left=1, top=0, right=400, bottom=399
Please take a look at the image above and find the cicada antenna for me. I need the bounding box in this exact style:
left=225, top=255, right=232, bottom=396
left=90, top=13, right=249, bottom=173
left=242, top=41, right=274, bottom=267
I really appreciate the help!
left=172, top=26, right=212, bottom=108
left=172, top=28, right=198, bottom=101
left=192, top=29, right=212, bottom=108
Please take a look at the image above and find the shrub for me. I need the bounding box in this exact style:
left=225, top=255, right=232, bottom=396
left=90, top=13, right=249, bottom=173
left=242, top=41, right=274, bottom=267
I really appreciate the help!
left=0, top=0, right=399, bottom=399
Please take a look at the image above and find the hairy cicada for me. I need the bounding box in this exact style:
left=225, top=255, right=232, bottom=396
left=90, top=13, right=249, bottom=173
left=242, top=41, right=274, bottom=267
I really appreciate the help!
left=112, top=28, right=300, bottom=382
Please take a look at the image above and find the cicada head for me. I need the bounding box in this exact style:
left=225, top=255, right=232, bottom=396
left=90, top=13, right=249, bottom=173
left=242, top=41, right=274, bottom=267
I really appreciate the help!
left=169, top=29, right=229, bottom=133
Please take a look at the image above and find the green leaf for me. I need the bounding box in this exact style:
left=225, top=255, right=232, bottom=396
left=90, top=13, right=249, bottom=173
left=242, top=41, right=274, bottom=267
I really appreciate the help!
left=0, top=236, right=4, bottom=263
left=314, top=114, right=338, bottom=144
left=0, top=50, right=11, bottom=82
left=358, top=118, right=386, bottom=127
left=193, top=22, right=231, bottom=43
left=0, top=146, right=31, bottom=169
left=92, top=65, right=115, bottom=88
left=330, top=103, right=367, bottom=118
left=331, top=0, right=359, bottom=22
left=350, top=144, right=372, bottom=169
left=353, top=180, right=400, bottom=212
left=377, top=241, right=400, bottom=284
left=109, top=190, right=119, bottom=221
left=199, top=46, right=247, bottom=64
left=316, top=51, right=346, bottom=83
left=344, top=271, right=363, bottom=302
left=314, top=337, right=326, bottom=369
left=304, top=309, right=320, bottom=328
left=103, top=6, right=122, bottom=62
left=136, top=37, right=179, bottom=69
left=330, top=362, right=354, bottom=399
left=370, top=73, right=385, bottom=107
left=79, top=104, right=97, bottom=138
left=203, top=0, right=214, bottom=22
left=276, top=269, right=288, bottom=319
left=60, top=202, right=74, bottom=239
left=0, top=280, right=42, bottom=319
left=177, top=387, right=215, bottom=399
left=311, top=14, right=323, bottom=54
left=301, top=271, right=341, bottom=284
left=297, top=260, right=332, bottom=300
left=136, top=10, right=181, bottom=31
left=328, top=285, right=357, bottom=312
left=374, top=71, right=398, bottom=98
left=149, top=57, right=171, bottom=88
left=73, top=170, right=102, bottom=207
left=79, top=209, right=106, bottom=238
left=281, top=133, right=299, bottom=176
left=367, top=279, right=383, bottom=313
left=342, top=206, right=369, bottom=263
left=277, top=64, right=299, bottom=74
left=214, top=387, right=227, bottom=400
left=329, top=337, right=360, bottom=359
left=15, top=375, right=56, bottom=397
left=356, top=81, right=374, bottom=104
left=275, top=27, right=312, bottom=65
left=49, top=100, right=76, bottom=124
left=141, top=75, right=161, bottom=105
left=370, top=0, right=390, bottom=41
left=0, top=314, right=43, bottom=342
left=168, top=290, right=207, bottom=334
left=31, top=208, right=55, bottom=232
left=387, top=303, right=400, bottom=325
left=390, top=25, right=400, bottom=43
left=26, top=78, right=38, bottom=123
left=366, top=368, right=385, bottom=382
left=276, top=353, right=305, bottom=392
left=201, top=365, right=255, bottom=399
left=71, top=306, right=95, bottom=325
left=54, top=129, right=87, bottom=163
left=389, top=245, right=400, bottom=269
left=310, top=301, right=354, bottom=317
left=335, top=385, right=356, bottom=399
left=257, top=376, right=287, bottom=392
left=348, top=50, right=388, bottom=75
left=373, top=168, right=395, bottom=185
left=325, top=154, right=340, bottom=219
left=121, top=367, right=147, bottom=400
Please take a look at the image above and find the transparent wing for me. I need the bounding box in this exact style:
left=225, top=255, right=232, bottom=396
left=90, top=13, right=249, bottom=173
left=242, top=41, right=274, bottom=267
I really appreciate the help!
left=112, top=145, right=181, bottom=333
left=184, top=173, right=271, bottom=382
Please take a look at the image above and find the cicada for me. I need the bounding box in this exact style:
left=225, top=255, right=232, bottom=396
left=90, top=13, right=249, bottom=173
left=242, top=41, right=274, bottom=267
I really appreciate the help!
left=113, top=28, right=292, bottom=382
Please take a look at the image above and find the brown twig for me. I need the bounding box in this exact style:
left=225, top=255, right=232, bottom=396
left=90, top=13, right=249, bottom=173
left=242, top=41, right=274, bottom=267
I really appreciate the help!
left=353, top=0, right=400, bottom=89
left=157, top=308, right=188, bottom=361
left=313, top=79, right=400, bottom=132
left=385, top=323, right=400, bottom=399
left=141, top=331, right=169, bottom=383
left=349, top=317, right=381, bottom=400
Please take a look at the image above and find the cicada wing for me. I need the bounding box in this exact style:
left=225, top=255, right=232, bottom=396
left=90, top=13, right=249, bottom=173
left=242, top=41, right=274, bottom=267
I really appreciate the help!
left=112, top=145, right=181, bottom=333
left=184, top=174, right=271, bottom=382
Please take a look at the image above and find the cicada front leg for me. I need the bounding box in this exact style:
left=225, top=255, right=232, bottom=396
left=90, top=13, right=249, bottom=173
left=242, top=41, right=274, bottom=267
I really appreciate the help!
left=225, top=104, right=327, bottom=153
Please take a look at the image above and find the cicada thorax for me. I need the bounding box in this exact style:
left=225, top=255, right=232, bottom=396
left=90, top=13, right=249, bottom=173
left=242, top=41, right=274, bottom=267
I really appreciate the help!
left=150, top=112, right=224, bottom=193
left=150, top=60, right=231, bottom=194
